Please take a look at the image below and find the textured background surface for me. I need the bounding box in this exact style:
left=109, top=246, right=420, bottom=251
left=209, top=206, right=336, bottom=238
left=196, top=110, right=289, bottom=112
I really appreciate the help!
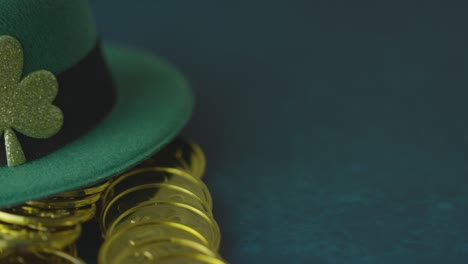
left=87, top=1, right=468, bottom=263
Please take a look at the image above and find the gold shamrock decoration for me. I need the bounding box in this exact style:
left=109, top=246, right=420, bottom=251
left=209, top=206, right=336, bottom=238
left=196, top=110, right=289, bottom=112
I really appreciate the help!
left=0, top=35, right=63, bottom=167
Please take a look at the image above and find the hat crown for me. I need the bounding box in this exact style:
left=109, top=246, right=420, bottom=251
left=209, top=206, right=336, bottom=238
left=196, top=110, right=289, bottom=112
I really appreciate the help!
left=0, top=0, right=97, bottom=75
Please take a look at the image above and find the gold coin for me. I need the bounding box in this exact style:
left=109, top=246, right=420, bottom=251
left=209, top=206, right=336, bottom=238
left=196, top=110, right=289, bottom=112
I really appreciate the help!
left=106, top=220, right=209, bottom=247
left=25, top=192, right=102, bottom=210
left=58, top=179, right=112, bottom=197
left=102, top=167, right=210, bottom=204
left=152, top=253, right=227, bottom=264
left=0, top=204, right=96, bottom=227
left=0, top=248, right=85, bottom=264
left=0, top=222, right=81, bottom=256
left=101, top=183, right=211, bottom=232
left=102, top=167, right=212, bottom=209
left=106, top=201, right=220, bottom=250
left=99, top=221, right=211, bottom=264
left=109, top=238, right=218, bottom=264
left=14, top=205, right=77, bottom=218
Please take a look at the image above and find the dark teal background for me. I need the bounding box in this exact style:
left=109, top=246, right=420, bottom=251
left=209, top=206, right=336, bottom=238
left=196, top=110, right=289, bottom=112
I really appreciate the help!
left=86, top=1, right=468, bottom=263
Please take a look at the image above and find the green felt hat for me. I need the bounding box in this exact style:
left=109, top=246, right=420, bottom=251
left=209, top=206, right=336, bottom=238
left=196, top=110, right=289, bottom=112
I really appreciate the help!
left=0, top=1, right=193, bottom=207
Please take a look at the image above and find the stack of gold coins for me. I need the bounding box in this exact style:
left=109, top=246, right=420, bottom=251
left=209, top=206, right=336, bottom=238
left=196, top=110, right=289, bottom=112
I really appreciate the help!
left=99, top=138, right=226, bottom=264
left=0, top=179, right=111, bottom=263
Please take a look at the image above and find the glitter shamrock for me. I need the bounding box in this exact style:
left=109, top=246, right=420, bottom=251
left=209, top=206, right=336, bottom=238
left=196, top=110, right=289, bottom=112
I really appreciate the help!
left=0, top=35, right=63, bottom=167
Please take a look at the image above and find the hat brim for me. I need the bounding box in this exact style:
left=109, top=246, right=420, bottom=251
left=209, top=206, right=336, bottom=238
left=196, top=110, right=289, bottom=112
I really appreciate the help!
left=0, top=43, right=193, bottom=207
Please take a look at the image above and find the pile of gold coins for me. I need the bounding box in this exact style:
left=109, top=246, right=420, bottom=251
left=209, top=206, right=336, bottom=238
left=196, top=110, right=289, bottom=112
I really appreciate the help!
left=0, top=138, right=226, bottom=264
left=98, top=139, right=225, bottom=264
left=0, top=175, right=111, bottom=263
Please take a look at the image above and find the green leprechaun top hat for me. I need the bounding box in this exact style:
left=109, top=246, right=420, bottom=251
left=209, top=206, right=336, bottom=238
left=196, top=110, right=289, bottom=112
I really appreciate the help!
left=0, top=1, right=193, bottom=207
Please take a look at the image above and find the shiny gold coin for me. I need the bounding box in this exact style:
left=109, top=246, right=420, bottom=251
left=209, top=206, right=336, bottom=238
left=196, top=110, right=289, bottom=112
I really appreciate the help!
left=99, top=221, right=211, bottom=263
left=0, top=204, right=96, bottom=228
left=13, top=205, right=76, bottom=218
left=107, top=201, right=220, bottom=250
left=58, top=179, right=112, bottom=197
left=138, top=138, right=206, bottom=179
left=0, top=248, right=86, bottom=264
left=105, top=220, right=210, bottom=247
left=110, top=238, right=218, bottom=264
left=13, top=204, right=95, bottom=220
left=153, top=253, right=227, bottom=264
left=0, top=222, right=81, bottom=257
left=102, top=167, right=212, bottom=208
left=25, top=192, right=102, bottom=210
left=101, top=183, right=211, bottom=232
